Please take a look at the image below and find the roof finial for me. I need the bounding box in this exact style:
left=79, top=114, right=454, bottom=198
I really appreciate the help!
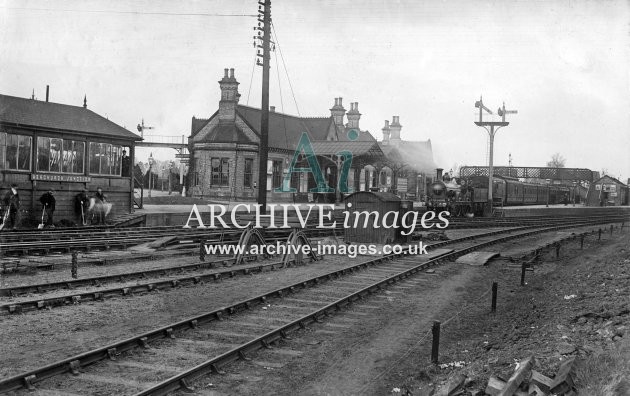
left=83, top=95, right=87, bottom=108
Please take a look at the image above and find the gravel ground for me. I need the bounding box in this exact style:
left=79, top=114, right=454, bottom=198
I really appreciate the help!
left=0, top=222, right=624, bottom=393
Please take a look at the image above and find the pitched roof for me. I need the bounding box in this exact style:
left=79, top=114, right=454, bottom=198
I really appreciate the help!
left=236, top=105, right=331, bottom=150
left=593, top=175, right=627, bottom=187
left=310, top=141, right=384, bottom=157
left=204, top=123, right=254, bottom=144
left=0, top=94, right=141, bottom=141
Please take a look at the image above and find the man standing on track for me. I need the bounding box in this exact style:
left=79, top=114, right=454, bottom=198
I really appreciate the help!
left=2, top=184, right=20, bottom=230
left=39, top=189, right=56, bottom=228
left=75, top=188, right=90, bottom=225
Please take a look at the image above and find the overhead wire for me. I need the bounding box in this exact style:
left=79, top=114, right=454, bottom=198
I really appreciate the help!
left=3, top=7, right=257, bottom=17
left=271, top=22, right=301, bottom=117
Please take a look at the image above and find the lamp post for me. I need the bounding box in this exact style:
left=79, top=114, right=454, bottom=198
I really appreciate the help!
left=148, top=152, right=155, bottom=198
left=168, top=161, right=174, bottom=195
left=161, top=167, right=165, bottom=191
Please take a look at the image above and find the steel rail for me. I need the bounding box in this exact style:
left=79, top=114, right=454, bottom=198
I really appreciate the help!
left=133, top=221, right=619, bottom=395
left=0, top=217, right=625, bottom=393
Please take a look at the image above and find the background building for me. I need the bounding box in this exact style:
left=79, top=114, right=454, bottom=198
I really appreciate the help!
left=0, top=93, right=141, bottom=225
left=188, top=68, right=436, bottom=203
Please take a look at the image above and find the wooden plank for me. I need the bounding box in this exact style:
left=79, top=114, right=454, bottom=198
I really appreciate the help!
left=498, top=356, right=535, bottom=396
left=549, top=357, right=576, bottom=395
left=530, top=370, right=553, bottom=394
left=485, top=376, right=506, bottom=396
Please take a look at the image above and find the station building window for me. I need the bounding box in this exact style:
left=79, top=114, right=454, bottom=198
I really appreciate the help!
left=89, top=142, right=122, bottom=176
left=210, top=157, right=229, bottom=186
left=244, top=158, right=253, bottom=188
left=272, top=160, right=283, bottom=189
left=37, top=137, right=85, bottom=173
left=0, top=132, right=31, bottom=171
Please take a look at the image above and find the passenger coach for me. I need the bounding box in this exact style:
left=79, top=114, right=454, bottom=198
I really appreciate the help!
left=0, top=93, right=142, bottom=226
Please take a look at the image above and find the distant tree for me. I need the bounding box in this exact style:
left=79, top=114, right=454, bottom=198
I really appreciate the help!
left=547, top=153, right=566, bottom=168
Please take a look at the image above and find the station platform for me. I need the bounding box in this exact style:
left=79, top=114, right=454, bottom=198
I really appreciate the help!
left=495, top=204, right=630, bottom=217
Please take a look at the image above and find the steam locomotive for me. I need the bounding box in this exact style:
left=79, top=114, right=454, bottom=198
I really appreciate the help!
left=427, top=170, right=570, bottom=216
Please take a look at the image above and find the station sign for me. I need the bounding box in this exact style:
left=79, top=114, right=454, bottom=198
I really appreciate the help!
left=31, top=173, right=92, bottom=183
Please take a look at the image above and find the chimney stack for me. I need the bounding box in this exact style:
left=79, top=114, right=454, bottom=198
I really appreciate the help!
left=382, top=120, right=391, bottom=144
left=218, top=67, right=240, bottom=124
left=389, top=116, right=402, bottom=145
left=45, top=85, right=49, bottom=102
left=436, top=168, right=443, bottom=180
left=330, top=97, right=346, bottom=126
left=270, top=106, right=275, bottom=112
left=346, top=101, right=361, bottom=129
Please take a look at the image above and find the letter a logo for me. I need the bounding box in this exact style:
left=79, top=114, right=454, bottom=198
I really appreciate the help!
left=275, top=133, right=333, bottom=193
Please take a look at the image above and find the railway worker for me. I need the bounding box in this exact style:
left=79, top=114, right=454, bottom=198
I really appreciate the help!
left=39, top=189, right=56, bottom=228
left=121, top=150, right=131, bottom=177
left=75, top=188, right=90, bottom=226
left=1, top=184, right=20, bottom=230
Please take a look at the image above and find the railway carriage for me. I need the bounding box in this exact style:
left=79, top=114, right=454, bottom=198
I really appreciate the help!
left=426, top=169, right=575, bottom=215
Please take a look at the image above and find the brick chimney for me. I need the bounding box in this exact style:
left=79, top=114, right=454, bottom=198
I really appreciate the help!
left=330, top=97, right=346, bottom=127
left=381, top=120, right=390, bottom=144
left=389, top=116, right=402, bottom=145
left=346, top=102, right=361, bottom=129
left=218, top=68, right=240, bottom=124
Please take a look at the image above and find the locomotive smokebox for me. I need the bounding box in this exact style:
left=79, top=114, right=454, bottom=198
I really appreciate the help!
left=436, top=168, right=443, bottom=180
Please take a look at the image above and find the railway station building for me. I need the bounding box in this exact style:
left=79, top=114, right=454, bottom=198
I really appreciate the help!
left=586, top=175, right=628, bottom=206
left=0, top=93, right=141, bottom=226
left=188, top=68, right=435, bottom=203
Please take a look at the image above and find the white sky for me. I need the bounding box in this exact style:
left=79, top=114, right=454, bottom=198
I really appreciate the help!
left=1, top=0, right=629, bottom=180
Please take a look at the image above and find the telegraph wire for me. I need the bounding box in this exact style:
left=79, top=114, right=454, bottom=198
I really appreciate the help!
left=3, top=7, right=257, bottom=17
left=271, top=22, right=301, bottom=117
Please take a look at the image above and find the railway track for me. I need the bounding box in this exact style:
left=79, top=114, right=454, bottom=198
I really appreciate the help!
left=1, top=215, right=625, bottom=315
left=2, top=209, right=627, bottom=256
left=0, top=215, right=626, bottom=395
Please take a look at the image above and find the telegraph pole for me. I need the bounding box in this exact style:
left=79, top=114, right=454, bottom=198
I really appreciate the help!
left=256, top=0, right=271, bottom=214
left=473, top=97, right=517, bottom=215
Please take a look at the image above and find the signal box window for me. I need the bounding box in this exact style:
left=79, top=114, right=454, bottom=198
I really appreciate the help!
left=0, top=132, right=32, bottom=171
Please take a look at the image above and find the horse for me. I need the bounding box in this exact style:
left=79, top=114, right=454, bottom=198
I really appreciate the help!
left=88, top=198, right=112, bottom=224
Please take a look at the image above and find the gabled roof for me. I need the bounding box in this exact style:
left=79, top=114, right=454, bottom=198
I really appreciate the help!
left=204, top=123, right=254, bottom=144
left=593, top=175, right=627, bottom=187
left=310, top=141, right=384, bottom=157
left=236, top=105, right=332, bottom=150
left=0, top=94, right=141, bottom=141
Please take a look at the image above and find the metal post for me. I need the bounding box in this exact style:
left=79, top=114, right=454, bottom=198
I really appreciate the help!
left=598, top=228, right=602, bottom=241
left=256, top=0, right=271, bottom=214
left=580, top=234, right=585, bottom=249
left=488, top=126, right=495, bottom=206
left=520, top=263, right=526, bottom=286
left=431, top=321, right=441, bottom=364
left=555, top=243, right=560, bottom=258
left=610, top=224, right=613, bottom=235
left=199, top=242, right=206, bottom=262
left=491, top=282, right=498, bottom=313
left=71, top=251, right=78, bottom=279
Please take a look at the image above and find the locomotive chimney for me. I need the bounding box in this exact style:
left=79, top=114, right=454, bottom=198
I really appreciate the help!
left=436, top=168, right=443, bottom=180
left=45, top=85, right=49, bottom=102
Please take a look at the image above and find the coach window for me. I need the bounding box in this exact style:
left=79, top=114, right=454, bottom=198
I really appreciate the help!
left=37, top=137, right=85, bottom=174
left=1, top=132, right=32, bottom=171
left=89, top=142, right=122, bottom=176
